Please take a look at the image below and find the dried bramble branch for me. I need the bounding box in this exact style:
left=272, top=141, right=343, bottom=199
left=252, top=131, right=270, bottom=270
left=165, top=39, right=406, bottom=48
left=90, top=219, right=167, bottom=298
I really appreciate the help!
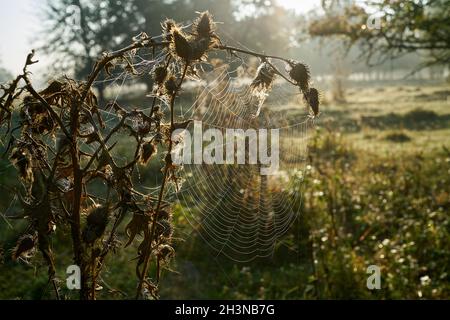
left=0, top=11, right=320, bottom=300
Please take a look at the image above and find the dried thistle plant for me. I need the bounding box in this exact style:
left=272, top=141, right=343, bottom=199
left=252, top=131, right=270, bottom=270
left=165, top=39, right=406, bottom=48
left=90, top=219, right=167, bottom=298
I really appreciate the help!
left=0, top=12, right=319, bottom=300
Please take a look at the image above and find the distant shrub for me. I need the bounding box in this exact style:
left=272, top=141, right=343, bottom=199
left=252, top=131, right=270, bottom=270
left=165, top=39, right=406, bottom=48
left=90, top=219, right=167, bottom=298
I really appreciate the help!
left=383, top=132, right=412, bottom=143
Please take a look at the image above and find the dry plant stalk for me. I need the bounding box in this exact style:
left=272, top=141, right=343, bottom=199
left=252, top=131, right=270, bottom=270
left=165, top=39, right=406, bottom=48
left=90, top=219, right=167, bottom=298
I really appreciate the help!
left=0, top=12, right=319, bottom=300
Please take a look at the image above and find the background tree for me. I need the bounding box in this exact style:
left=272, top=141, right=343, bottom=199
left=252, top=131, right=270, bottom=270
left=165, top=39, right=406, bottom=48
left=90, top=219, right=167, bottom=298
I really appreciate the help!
left=39, top=0, right=296, bottom=96
left=40, top=0, right=237, bottom=95
left=308, top=0, right=450, bottom=68
left=40, top=0, right=135, bottom=101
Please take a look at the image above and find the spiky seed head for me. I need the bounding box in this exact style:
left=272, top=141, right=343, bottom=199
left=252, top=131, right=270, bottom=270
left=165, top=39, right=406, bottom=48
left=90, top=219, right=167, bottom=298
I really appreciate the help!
left=190, top=38, right=210, bottom=61
left=87, top=206, right=109, bottom=226
left=10, top=147, right=33, bottom=183
left=251, top=62, right=276, bottom=90
left=289, top=62, right=310, bottom=92
left=11, top=234, right=36, bottom=261
left=307, top=88, right=320, bottom=116
left=162, top=19, right=176, bottom=42
left=164, top=76, right=178, bottom=96
left=157, top=244, right=175, bottom=262
left=172, top=30, right=192, bottom=61
left=153, top=66, right=168, bottom=85
left=194, top=11, right=214, bottom=38
left=83, top=206, right=109, bottom=244
left=139, top=141, right=157, bottom=165
left=157, top=210, right=172, bottom=221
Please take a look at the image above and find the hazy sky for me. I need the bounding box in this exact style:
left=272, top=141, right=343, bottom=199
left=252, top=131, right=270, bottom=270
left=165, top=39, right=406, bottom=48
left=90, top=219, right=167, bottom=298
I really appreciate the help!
left=0, top=0, right=320, bottom=78
left=0, top=0, right=40, bottom=74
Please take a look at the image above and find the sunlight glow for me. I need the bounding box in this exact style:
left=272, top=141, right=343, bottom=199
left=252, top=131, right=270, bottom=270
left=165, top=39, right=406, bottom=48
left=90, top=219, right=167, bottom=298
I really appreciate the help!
left=276, top=0, right=320, bottom=13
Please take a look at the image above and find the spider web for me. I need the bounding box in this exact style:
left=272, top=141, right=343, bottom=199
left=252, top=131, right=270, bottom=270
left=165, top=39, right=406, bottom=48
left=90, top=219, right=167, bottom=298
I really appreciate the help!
left=67, top=31, right=314, bottom=262
left=0, top=28, right=313, bottom=263
left=171, top=57, right=312, bottom=262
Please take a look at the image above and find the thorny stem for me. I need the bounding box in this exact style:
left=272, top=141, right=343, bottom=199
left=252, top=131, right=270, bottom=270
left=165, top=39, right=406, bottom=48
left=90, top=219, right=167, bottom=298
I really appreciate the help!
left=63, top=41, right=161, bottom=297
left=217, top=44, right=292, bottom=63
left=69, top=98, right=86, bottom=299
left=66, top=41, right=168, bottom=298
left=217, top=44, right=298, bottom=85
left=264, top=59, right=297, bottom=86
left=52, top=279, right=61, bottom=300
left=135, top=62, right=189, bottom=299
left=82, top=116, right=127, bottom=172
left=47, top=39, right=172, bottom=300
left=12, top=60, right=72, bottom=300
left=81, top=40, right=169, bottom=105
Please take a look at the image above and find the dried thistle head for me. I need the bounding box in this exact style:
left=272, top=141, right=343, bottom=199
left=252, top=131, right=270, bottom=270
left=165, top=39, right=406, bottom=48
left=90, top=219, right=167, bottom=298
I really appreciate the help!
left=189, top=38, right=210, bottom=61
left=164, top=76, right=178, bottom=96
left=162, top=19, right=176, bottom=42
left=251, top=62, right=276, bottom=91
left=289, top=61, right=310, bottom=92
left=172, top=29, right=192, bottom=61
left=193, top=11, right=215, bottom=39
left=170, top=13, right=218, bottom=62
left=157, top=209, right=172, bottom=221
left=11, top=234, right=36, bottom=261
left=82, top=206, right=109, bottom=244
left=153, top=65, right=168, bottom=86
left=9, top=147, right=33, bottom=183
left=156, top=244, right=174, bottom=263
left=306, top=87, right=320, bottom=116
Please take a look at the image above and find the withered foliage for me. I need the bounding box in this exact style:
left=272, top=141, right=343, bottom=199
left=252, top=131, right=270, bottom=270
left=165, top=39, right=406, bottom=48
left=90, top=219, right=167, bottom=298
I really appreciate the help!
left=11, top=234, right=37, bottom=262
left=251, top=62, right=276, bottom=91
left=0, top=12, right=319, bottom=300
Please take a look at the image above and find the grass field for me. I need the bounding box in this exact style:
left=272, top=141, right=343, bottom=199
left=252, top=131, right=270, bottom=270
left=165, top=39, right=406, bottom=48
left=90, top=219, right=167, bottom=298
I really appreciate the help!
left=321, top=84, right=450, bottom=153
